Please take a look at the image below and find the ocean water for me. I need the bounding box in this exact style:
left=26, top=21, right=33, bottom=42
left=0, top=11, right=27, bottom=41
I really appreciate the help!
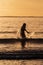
left=0, top=60, right=43, bottom=65
left=0, top=16, right=43, bottom=65
left=0, top=17, right=43, bottom=38
left=0, top=42, right=43, bottom=52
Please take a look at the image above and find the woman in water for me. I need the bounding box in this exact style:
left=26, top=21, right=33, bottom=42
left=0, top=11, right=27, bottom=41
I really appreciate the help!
left=20, top=23, right=29, bottom=48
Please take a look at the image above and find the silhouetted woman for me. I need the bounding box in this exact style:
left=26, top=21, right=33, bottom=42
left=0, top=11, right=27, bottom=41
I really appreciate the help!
left=20, top=23, right=29, bottom=48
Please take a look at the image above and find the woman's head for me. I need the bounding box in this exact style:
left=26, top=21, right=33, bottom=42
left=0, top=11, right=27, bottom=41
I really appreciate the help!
left=23, top=23, right=26, bottom=27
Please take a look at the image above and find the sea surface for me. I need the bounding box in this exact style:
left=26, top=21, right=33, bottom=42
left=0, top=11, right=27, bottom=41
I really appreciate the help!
left=0, top=60, right=43, bottom=65
left=0, top=16, right=43, bottom=65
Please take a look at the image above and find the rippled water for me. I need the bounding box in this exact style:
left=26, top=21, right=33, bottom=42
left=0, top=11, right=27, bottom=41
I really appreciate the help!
left=0, top=42, right=43, bottom=52
left=0, top=17, right=43, bottom=65
left=0, top=60, right=43, bottom=65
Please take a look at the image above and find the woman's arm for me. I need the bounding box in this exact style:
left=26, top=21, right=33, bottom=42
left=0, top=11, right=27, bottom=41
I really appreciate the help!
left=25, top=29, right=30, bottom=33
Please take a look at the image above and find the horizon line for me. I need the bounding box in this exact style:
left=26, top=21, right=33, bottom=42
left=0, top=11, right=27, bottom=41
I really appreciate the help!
left=0, top=16, right=43, bottom=18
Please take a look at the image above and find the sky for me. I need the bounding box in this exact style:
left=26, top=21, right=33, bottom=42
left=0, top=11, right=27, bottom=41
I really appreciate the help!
left=0, top=0, right=43, bottom=16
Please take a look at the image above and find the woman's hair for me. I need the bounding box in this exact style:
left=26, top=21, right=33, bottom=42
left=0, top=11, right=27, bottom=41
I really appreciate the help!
left=23, top=23, right=26, bottom=26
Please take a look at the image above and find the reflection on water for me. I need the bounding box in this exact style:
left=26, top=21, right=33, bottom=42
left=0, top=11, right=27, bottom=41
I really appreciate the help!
left=0, top=42, right=43, bottom=52
left=0, top=60, right=43, bottom=65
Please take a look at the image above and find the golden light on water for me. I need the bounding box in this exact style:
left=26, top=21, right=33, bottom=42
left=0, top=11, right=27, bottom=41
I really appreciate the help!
left=0, top=0, right=43, bottom=16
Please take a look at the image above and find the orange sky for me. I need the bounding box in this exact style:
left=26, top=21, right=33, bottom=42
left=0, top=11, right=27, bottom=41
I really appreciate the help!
left=0, top=0, right=43, bottom=16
